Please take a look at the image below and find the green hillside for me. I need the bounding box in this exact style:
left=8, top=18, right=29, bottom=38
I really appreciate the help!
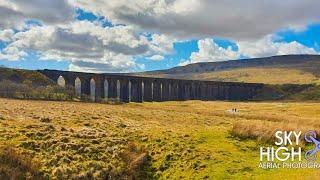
left=136, top=55, right=320, bottom=85
left=0, top=67, right=53, bottom=86
left=0, top=67, right=74, bottom=101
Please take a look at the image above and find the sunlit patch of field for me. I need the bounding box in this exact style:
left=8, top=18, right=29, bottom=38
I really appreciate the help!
left=188, top=67, right=320, bottom=84
left=1, top=98, right=320, bottom=179
left=139, top=67, right=320, bottom=85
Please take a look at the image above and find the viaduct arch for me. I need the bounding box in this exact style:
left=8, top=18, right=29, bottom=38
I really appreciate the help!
left=38, top=69, right=264, bottom=103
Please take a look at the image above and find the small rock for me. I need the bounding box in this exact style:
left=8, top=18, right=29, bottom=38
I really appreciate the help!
left=141, top=137, right=148, bottom=142
left=118, top=122, right=127, bottom=128
left=61, top=137, right=69, bottom=143
left=40, top=117, right=52, bottom=123
left=61, top=127, right=67, bottom=131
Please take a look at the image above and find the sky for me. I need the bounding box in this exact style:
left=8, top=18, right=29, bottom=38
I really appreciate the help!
left=0, top=0, right=320, bottom=73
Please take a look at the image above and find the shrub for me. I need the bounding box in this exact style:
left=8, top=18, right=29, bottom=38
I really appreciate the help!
left=120, top=142, right=151, bottom=179
left=0, top=67, right=52, bottom=86
left=254, top=84, right=317, bottom=101
left=0, top=80, right=75, bottom=101
left=40, top=117, right=52, bottom=123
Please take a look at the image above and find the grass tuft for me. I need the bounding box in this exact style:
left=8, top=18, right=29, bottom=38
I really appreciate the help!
left=0, top=146, right=43, bottom=179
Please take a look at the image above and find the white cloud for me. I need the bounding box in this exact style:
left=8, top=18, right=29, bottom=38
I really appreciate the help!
left=149, top=34, right=176, bottom=55
left=1, top=0, right=320, bottom=72
left=238, top=35, right=318, bottom=58
left=0, top=29, right=14, bottom=42
left=72, top=0, right=320, bottom=40
left=0, top=46, right=27, bottom=61
left=148, top=55, right=164, bottom=61
left=68, top=54, right=138, bottom=73
left=0, top=0, right=74, bottom=29
left=178, top=59, right=191, bottom=67
left=181, top=36, right=319, bottom=65
left=0, top=0, right=181, bottom=72
left=0, top=23, right=145, bottom=72
left=180, top=38, right=240, bottom=65
left=0, top=20, right=175, bottom=72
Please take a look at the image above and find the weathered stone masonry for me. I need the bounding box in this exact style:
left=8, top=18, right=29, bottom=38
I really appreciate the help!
left=38, top=69, right=264, bottom=102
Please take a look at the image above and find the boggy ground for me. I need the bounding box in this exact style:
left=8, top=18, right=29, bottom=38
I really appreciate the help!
left=0, top=98, right=320, bottom=179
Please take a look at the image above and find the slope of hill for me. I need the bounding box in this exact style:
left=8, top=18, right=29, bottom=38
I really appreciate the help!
left=0, top=67, right=53, bottom=86
left=136, top=55, right=320, bottom=84
left=0, top=67, right=75, bottom=100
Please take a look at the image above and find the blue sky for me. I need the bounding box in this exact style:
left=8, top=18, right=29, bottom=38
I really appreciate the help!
left=0, top=1, right=319, bottom=73
left=276, top=24, right=320, bottom=52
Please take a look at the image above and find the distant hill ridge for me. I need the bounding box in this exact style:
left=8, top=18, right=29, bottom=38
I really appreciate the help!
left=147, top=55, right=320, bottom=74
left=136, top=55, right=320, bottom=84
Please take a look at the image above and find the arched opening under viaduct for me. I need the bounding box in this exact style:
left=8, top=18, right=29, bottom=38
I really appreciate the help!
left=141, top=81, right=145, bottom=101
left=75, top=77, right=81, bottom=97
left=90, top=78, right=96, bottom=101
left=116, top=80, right=120, bottom=100
left=57, top=75, right=66, bottom=87
left=104, top=79, right=108, bottom=100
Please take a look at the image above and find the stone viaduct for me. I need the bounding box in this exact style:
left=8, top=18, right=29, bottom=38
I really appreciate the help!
left=38, top=69, right=264, bottom=103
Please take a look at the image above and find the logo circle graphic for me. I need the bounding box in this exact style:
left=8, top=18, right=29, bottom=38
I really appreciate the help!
left=305, top=130, right=317, bottom=143
left=305, top=150, right=317, bottom=161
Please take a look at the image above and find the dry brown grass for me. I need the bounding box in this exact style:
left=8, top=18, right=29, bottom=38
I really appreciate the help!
left=231, top=121, right=315, bottom=144
left=0, top=146, right=43, bottom=179
left=120, top=142, right=150, bottom=179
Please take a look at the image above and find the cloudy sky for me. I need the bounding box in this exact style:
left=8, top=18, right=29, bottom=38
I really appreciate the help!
left=0, top=0, right=320, bottom=73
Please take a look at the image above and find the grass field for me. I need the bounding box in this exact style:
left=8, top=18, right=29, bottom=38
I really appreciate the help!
left=1, top=98, right=320, bottom=179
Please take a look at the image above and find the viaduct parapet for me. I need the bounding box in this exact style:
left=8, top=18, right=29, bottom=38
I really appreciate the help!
left=38, top=69, right=264, bottom=102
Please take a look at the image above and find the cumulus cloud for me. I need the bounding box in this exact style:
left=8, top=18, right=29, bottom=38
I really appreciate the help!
left=0, top=29, right=14, bottom=42
left=180, top=35, right=319, bottom=65
left=0, top=6, right=24, bottom=29
left=0, top=46, right=27, bottom=61
left=191, top=39, right=240, bottom=63
left=68, top=55, right=136, bottom=73
left=0, top=23, right=147, bottom=72
left=0, top=0, right=74, bottom=29
left=149, top=34, right=176, bottom=54
left=148, top=55, right=164, bottom=61
left=238, top=35, right=318, bottom=57
left=1, top=0, right=320, bottom=72
left=0, top=0, right=180, bottom=72
left=73, top=0, right=320, bottom=40
left=0, top=20, right=176, bottom=72
left=179, top=39, right=240, bottom=65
